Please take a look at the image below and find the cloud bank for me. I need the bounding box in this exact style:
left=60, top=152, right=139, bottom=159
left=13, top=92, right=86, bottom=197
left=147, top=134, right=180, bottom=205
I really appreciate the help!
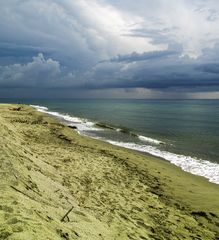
left=0, top=0, right=219, bottom=98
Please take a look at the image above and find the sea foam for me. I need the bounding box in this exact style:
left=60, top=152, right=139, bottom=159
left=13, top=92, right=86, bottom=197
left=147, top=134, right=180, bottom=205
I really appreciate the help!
left=138, top=135, right=163, bottom=145
left=30, top=105, right=101, bottom=132
left=107, top=140, right=219, bottom=184
left=31, top=104, right=219, bottom=184
left=30, top=105, right=48, bottom=111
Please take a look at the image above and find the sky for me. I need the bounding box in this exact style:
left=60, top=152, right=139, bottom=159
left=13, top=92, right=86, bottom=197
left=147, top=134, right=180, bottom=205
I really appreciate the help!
left=0, top=0, right=219, bottom=99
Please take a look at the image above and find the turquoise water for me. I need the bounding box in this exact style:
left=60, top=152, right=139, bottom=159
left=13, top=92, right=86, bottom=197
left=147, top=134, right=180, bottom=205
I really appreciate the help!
left=1, top=98, right=219, bottom=183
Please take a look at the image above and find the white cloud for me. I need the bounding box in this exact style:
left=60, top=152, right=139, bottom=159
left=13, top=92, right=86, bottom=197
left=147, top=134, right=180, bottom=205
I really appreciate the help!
left=0, top=53, right=61, bottom=87
left=0, top=0, right=219, bottom=97
left=108, top=0, right=219, bottom=58
left=0, top=0, right=165, bottom=67
left=1, top=0, right=219, bottom=62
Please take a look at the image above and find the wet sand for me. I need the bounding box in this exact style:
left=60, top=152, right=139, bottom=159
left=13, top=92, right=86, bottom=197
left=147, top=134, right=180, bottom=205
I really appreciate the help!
left=0, top=104, right=219, bottom=240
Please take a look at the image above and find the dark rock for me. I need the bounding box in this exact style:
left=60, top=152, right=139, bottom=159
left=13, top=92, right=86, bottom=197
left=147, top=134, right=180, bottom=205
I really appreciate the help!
left=9, top=107, right=22, bottom=111
left=68, top=126, right=77, bottom=129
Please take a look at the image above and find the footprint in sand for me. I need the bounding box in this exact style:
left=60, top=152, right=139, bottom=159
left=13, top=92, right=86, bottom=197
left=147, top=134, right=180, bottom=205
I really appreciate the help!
left=7, top=217, right=20, bottom=224
left=0, top=226, right=13, bottom=239
left=0, top=205, right=14, bottom=213
left=12, top=225, right=23, bottom=233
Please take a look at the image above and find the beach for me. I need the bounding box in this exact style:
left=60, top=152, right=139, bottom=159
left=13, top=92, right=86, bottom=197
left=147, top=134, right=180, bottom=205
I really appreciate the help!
left=0, top=104, right=219, bottom=239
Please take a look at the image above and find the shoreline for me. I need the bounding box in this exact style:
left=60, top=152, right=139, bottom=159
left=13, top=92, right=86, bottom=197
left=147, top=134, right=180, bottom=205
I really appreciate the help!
left=31, top=104, right=219, bottom=185
left=0, top=103, right=219, bottom=239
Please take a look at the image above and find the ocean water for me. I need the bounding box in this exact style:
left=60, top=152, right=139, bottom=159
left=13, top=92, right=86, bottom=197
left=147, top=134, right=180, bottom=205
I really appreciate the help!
left=1, top=98, right=219, bottom=184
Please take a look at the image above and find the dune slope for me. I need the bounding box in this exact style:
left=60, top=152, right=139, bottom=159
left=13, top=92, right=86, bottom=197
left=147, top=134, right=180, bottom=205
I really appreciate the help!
left=0, top=104, right=218, bottom=240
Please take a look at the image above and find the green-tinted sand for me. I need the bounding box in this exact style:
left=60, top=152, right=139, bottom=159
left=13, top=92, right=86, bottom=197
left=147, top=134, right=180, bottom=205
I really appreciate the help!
left=0, top=104, right=218, bottom=239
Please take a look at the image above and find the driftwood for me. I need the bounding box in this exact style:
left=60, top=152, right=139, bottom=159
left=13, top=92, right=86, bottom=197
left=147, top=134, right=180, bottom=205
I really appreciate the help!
left=68, top=126, right=77, bottom=129
left=61, top=206, right=74, bottom=222
left=9, top=107, right=22, bottom=111
left=10, top=185, right=36, bottom=201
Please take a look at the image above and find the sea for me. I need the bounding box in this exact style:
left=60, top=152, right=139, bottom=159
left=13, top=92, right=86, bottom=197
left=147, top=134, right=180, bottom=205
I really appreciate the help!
left=1, top=98, right=219, bottom=184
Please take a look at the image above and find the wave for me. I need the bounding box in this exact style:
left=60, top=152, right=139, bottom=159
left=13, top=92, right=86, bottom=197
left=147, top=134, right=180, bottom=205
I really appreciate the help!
left=30, top=105, right=102, bottom=132
left=106, top=140, right=219, bottom=184
left=95, top=122, right=116, bottom=130
left=138, top=135, right=163, bottom=145
left=31, top=104, right=219, bottom=184
left=95, top=123, right=138, bottom=137
left=30, top=105, right=48, bottom=111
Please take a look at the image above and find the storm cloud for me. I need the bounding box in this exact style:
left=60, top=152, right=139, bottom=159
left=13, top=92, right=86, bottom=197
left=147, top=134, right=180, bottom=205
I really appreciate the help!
left=0, top=0, right=219, bottom=98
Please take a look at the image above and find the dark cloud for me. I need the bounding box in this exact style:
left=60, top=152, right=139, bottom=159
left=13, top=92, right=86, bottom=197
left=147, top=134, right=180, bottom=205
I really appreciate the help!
left=106, top=50, right=177, bottom=63
left=0, top=0, right=219, bottom=98
left=196, top=63, right=219, bottom=74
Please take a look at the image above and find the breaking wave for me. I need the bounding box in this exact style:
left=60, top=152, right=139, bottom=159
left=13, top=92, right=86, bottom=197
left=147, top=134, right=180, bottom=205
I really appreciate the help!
left=31, top=104, right=219, bottom=184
